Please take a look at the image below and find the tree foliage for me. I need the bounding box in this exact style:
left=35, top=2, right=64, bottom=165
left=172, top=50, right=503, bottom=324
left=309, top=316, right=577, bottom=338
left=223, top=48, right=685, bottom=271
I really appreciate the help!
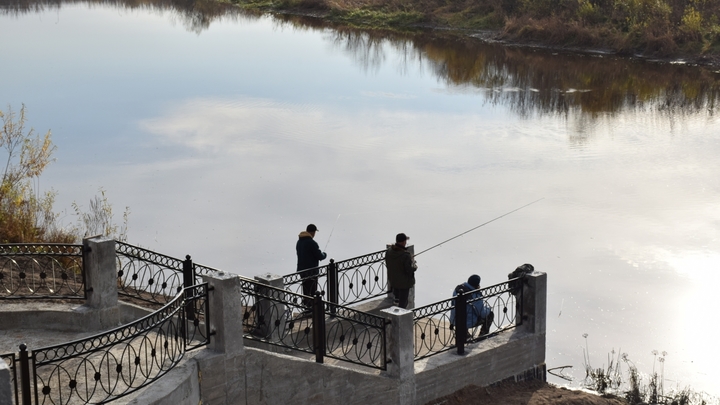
left=0, top=104, right=67, bottom=242
left=1, top=104, right=128, bottom=243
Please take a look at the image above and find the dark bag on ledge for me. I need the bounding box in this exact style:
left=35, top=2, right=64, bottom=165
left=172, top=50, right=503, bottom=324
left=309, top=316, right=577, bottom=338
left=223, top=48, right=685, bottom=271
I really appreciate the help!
left=507, top=263, right=534, bottom=295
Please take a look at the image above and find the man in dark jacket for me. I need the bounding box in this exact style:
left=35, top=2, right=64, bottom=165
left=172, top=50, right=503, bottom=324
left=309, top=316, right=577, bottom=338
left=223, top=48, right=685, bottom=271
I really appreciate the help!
left=385, top=233, right=416, bottom=309
left=296, top=224, right=327, bottom=307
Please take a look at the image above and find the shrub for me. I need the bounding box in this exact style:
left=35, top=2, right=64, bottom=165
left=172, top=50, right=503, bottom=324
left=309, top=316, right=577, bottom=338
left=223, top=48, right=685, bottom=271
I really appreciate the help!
left=0, top=104, right=66, bottom=243
left=1, top=105, right=128, bottom=243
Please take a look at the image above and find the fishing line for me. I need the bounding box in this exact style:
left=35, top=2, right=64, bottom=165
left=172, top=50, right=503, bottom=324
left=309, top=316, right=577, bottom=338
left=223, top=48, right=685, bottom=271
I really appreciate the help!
left=323, top=214, right=342, bottom=251
left=322, top=205, right=428, bottom=251
left=414, top=197, right=545, bottom=257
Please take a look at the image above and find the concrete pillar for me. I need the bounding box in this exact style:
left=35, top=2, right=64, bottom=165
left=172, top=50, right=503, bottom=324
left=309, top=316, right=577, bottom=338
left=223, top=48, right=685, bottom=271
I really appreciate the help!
left=83, top=236, right=118, bottom=309
left=196, top=272, right=246, bottom=405
left=0, top=360, right=11, bottom=405
left=202, top=272, right=245, bottom=356
left=253, top=273, right=285, bottom=343
left=381, top=306, right=416, bottom=405
left=75, top=236, right=119, bottom=329
left=522, top=272, right=547, bottom=335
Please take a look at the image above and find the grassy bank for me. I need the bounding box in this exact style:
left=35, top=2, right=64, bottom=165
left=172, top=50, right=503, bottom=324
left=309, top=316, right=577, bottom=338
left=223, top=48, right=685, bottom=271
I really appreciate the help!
left=226, top=0, right=720, bottom=63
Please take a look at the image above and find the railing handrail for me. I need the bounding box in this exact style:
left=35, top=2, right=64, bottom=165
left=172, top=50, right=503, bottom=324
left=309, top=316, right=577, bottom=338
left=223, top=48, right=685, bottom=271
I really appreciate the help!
left=0, top=243, right=83, bottom=256
left=115, top=240, right=185, bottom=271
left=23, top=282, right=209, bottom=405
left=281, top=249, right=389, bottom=308
left=0, top=243, right=86, bottom=301
left=281, top=249, right=386, bottom=284
left=413, top=278, right=520, bottom=316
left=32, top=283, right=208, bottom=364
left=412, top=277, right=524, bottom=360
left=193, top=262, right=221, bottom=275
left=239, top=277, right=388, bottom=370
left=334, top=249, right=385, bottom=271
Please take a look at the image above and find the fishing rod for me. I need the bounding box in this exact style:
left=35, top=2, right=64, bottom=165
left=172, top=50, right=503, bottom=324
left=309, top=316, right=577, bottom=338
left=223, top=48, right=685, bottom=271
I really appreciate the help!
left=414, top=198, right=545, bottom=257
left=323, top=214, right=342, bottom=251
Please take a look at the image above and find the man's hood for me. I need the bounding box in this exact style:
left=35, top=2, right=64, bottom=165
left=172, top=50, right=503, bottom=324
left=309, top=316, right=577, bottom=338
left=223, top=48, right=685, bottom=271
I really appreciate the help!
left=298, top=231, right=313, bottom=238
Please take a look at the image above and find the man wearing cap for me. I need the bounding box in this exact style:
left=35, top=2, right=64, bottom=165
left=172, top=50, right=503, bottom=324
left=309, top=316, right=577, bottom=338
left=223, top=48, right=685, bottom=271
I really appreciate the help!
left=385, top=233, right=417, bottom=309
left=297, top=224, right=328, bottom=307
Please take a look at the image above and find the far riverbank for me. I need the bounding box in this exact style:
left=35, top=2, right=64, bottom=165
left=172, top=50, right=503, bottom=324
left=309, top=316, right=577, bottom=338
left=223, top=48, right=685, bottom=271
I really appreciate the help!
left=224, top=0, right=720, bottom=67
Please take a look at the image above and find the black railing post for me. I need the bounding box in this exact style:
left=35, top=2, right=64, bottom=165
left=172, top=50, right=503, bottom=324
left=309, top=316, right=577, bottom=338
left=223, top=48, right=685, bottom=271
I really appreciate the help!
left=183, top=255, right=196, bottom=322
left=82, top=240, right=90, bottom=300
left=312, top=291, right=325, bottom=364
left=455, top=289, right=467, bottom=355
left=18, top=344, right=31, bottom=405
left=520, top=277, right=527, bottom=325
left=327, top=259, right=338, bottom=313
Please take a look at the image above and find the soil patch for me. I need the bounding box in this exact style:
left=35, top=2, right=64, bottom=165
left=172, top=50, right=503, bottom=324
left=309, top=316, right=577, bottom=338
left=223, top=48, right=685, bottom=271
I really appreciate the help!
left=427, top=381, right=628, bottom=405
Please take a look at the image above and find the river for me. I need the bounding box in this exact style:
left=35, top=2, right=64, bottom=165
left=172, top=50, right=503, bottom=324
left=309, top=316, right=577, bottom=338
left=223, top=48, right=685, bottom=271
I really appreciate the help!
left=1, top=0, right=719, bottom=397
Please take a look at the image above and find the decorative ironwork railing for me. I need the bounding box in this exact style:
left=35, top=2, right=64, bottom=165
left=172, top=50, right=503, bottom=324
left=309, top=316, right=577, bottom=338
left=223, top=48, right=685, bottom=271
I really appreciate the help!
left=412, top=279, right=522, bottom=361
left=240, top=278, right=316, bottom=356
left=1, top=352, right=18, bottom=405
left=192, top=262, right=221, bottom=281
left=323, top=302, right=387, bottom=370
left=115, top=241, right=186, bottom=305
left=0, top=244, right=84, bottom=300
left=26, top=283, right=209, bottom=405
left=239, top=278, right=388, bottom=370
left=282, top=249, right=388, bottom=307
left=115, top=241, right=218, bottom=307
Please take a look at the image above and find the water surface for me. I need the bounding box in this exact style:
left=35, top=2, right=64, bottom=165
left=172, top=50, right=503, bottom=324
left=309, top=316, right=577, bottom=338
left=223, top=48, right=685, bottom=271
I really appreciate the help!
left=1, top=0, right=719, bottom=396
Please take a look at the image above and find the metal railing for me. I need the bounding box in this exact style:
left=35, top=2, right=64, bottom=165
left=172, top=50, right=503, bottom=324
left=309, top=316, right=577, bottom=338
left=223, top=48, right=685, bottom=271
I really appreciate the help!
left=412, top=278, right=523, bottom=360
left=10, top=283, right=209, bottom=405
left=282, top=249, right=388, bottom=307
left=115, top=241, right=186, bottom=306
left=323, top=301, right=387, bottom=369
left=0, top=244, right=84, bottom=300
left=239, top=278, right=388, bottom=370
left=115, top=241, right=218, bottom=307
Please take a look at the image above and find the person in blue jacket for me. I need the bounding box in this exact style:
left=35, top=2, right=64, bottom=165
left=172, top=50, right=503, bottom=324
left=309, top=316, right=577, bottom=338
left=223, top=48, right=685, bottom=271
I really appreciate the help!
left=450, top=274, right=494, bottom=336
left=296, top=224, right=327, bottom=308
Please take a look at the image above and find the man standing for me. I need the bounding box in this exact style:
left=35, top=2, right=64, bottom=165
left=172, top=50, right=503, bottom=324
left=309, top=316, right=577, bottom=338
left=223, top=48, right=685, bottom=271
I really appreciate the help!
left=385, top=233, right=416, bottom=309
left=296, top=224, right=327, bottom=306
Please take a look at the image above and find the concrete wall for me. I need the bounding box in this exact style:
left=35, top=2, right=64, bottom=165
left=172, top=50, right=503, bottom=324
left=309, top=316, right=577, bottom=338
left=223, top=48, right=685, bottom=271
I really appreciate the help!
left=243, top=347, right=398, bottom=405
left=0, top=301, right=151, bottom=333
left=414, top=330, right=545, bottom=404
left=0, top=360, right=11, bottom=405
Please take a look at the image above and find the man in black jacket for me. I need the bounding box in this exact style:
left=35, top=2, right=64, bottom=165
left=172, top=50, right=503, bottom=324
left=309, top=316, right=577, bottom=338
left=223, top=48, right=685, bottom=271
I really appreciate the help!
left=385, top=233, right=416, bottom=309
left=296, top=224, right=327, bottom=308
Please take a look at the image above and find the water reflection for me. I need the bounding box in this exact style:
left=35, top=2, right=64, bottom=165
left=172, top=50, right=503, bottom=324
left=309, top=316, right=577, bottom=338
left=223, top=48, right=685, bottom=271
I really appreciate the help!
left=0, top=0, right=253, bottom=33
left=272, top=14, right=720, bottom=117
left=4, top=0, right=720, bottom=117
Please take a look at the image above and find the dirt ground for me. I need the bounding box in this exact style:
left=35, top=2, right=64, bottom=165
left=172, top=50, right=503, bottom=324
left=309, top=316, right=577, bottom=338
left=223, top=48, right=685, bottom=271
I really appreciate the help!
left=426, top=381, right=628, bottom=405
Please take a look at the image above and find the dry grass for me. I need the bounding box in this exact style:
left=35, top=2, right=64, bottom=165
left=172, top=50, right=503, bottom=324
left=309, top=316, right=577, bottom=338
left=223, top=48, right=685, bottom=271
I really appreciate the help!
left=233, top=0, right=720, bottom=61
